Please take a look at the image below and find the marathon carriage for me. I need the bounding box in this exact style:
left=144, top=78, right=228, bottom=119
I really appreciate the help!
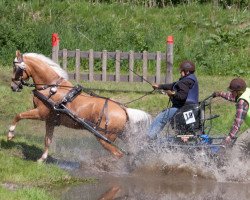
left=153, top=94, right=229, bottom=157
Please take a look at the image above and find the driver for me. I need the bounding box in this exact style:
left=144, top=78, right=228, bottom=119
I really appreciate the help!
left=147, top=60, right=199, bottom=140
left=213, top=78, right=250, bottom=158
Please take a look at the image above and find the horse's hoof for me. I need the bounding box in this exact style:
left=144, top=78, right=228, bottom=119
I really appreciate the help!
left=114, top=152, right=124, bottom=159
left=37, top=158, right=45, bottom=163
left=118, top=154, right=123, bottom=159
left=7, top=135, right=14, bottom=141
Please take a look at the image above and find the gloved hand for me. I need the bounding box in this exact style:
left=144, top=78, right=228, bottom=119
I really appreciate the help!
left=152, top=84, right=159, bottom=90
left=166, top=90, right=176, bottom=97
left=223, top=135, right=235, bottom=147
left=224, top=136, right=232, bottom=145
left=212, top=91, right=220, bottom=98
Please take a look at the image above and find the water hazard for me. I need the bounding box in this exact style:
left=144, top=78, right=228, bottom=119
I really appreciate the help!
left=50, top=127, right=250, bottom=200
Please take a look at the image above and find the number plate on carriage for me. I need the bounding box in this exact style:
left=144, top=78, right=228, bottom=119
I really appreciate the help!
left=183, top=110, right=196, bottom=124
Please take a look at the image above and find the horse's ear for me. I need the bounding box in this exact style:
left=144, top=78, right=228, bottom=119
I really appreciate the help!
left=16, top=50, right=22, bottom=58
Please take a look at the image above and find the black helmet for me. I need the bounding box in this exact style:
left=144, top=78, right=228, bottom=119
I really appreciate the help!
left=228, top=78, right=246, bottom=91
left=180, top=61, right=195, bottom=73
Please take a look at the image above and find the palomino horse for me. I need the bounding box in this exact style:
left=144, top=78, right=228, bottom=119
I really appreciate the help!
left=9, top=51, right=151, bottom=162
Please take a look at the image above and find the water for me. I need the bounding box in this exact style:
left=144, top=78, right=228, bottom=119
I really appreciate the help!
left=49, top=127, right=250, bottom=200
left=59, top=172, right=250, bottom=200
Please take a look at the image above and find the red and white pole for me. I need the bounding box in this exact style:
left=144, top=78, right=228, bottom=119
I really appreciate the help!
left=52, top=33, right=60, bottom=64
left=166, top=35, right=174, bottom=84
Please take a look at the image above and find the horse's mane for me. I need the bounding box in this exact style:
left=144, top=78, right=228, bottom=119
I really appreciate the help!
left=24, top=53, right=69, bottom=80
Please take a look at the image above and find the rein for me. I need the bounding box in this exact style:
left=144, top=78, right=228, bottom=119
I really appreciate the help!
left=14, top=55, right=156, bottom=105
left=21, top=80, right=156, bottom=106
left=21, top=78, right=70, bottom=90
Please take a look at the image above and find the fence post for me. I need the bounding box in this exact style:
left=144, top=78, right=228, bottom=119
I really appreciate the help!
left=115, top=50, right=120, bottom=82
left=89, top=49, right=94, bottom=82
left=51, top=33, right=59, bottom=64
left=129, top=50, right=134, bottom=83
left=156, top=51, right=161, bottom=84
left=75, top=49, right=80, bottom=83
left=165, top=35, right=174, bottom=84
left=142, top=51, right=148, bottom=83
left=62, top=49, right=67, bottom=71
left=102, top=50, right=107, bottom=82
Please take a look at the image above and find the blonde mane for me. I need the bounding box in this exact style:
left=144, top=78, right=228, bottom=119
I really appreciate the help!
left=24, top=53, right=69, bottom=80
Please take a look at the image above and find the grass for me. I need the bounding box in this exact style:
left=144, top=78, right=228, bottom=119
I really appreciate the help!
left=0, top=68, right=94, bottom=200
left=0, top=187, right=55, bottom=200
left=1, top=66, right=250, bottom=199
left=1, top=1, right=249, bottom=198
left=0, top=134, right=94, bottom=200
left=80, top=76, right=250, bottom=135
left=0, top=2, right=249, bottom=76
left=1, top=66, right=249, bottom=135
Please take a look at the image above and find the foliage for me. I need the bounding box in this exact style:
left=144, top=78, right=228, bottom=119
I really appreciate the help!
left=0, top=1, right=249, bottom=76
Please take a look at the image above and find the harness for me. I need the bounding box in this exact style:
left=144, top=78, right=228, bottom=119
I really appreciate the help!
left=33, top=84, right=112, bottom=134
left=12, top=53, right=129, bottom=155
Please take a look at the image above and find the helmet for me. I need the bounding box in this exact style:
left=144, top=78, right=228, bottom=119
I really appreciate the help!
left=179, top=61, right=195, bottom=73
left=228, top=78, right=246, bottom=91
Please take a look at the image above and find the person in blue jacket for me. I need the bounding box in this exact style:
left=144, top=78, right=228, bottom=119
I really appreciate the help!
left=147, top=60, right=199, bottom=140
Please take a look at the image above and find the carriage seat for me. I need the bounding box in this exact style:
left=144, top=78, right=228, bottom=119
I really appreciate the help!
left=170, top=103, right=202, bottom=136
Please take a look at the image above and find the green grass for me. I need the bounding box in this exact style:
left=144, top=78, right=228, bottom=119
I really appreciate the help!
left=0, top=69, right=93, bottom=199
left=0, top=151, right=66, bottom=185
left=0, top=1, right=249, bottom=75
left=1, top=65, right=250, bottom=198
left=0, top=187, right=55, bottom=200
left=80, top=77, right=250, bottom=135
left=1, top=67, right=250, bottom=135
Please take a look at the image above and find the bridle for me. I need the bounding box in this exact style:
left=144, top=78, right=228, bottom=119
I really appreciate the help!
left=12, top=56, right=30, bottom=91
left=11, top=55, right=67, bottom=98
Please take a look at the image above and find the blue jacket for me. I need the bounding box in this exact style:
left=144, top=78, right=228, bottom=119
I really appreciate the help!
left=159, top=74, right=199, bottom=108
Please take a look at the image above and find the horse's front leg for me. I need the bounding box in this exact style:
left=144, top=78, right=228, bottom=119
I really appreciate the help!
left=8, top=108, right=41, bottom=140
left=38, top=120, right=54, bottom=163
left=98, top=133, right=123, bottom=158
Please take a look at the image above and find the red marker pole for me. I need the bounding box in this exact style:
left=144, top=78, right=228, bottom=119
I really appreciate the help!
left=52, top=33, right=60, bottom=64
left=166, top=35, right=174, bottom=84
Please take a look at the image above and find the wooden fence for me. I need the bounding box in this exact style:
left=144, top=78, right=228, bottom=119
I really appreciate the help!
left=51, top=33, right=174, bottom=84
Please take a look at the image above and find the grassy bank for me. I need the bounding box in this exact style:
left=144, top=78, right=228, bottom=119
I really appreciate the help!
left=1, top=66, right=249, bottom=135
left=1, top=66, right=249, bottom=199
left=0, top=1, right=249, bottom=75
left=0, top=69, right=93, bottom=200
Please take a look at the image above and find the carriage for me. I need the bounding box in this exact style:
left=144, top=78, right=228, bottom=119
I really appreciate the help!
left=156, top=94, right=228, bottom=156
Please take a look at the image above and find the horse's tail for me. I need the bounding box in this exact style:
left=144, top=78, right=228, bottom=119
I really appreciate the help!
left=126, top=108, right=152, bottom=129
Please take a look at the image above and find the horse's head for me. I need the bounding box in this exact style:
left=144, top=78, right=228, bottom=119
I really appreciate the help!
left=11, top=50, right=30, bottom=92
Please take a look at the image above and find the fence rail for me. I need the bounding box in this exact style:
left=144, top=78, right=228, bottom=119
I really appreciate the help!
left=51, top=33, right=174, bottom=84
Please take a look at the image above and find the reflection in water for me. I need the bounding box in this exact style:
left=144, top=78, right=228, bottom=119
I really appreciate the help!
left=98, top=186, right=120, bottom=200
left=58, top=152, right=250, bottom=200
left=60, top=172, right=250, bottom=200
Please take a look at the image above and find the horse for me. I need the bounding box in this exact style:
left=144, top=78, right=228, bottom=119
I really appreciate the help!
left=9, top=50, right=151, bottom=162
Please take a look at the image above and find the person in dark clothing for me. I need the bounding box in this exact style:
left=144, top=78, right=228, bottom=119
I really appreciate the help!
left=147, top=60, right=199, bottom=139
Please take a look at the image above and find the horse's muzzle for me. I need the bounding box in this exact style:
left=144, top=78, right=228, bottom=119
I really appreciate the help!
left=11, top=81, right=23, bottom=92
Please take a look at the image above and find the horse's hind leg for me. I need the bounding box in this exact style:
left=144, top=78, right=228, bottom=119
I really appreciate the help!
left=98, top=133, right=123, bottom=158
left=38, top=120, right=55, bottom=163
left=8, top=108, right=41, bottom=140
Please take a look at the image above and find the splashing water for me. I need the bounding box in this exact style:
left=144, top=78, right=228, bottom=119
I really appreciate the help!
left=50, top=124, right=249, bottom=183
